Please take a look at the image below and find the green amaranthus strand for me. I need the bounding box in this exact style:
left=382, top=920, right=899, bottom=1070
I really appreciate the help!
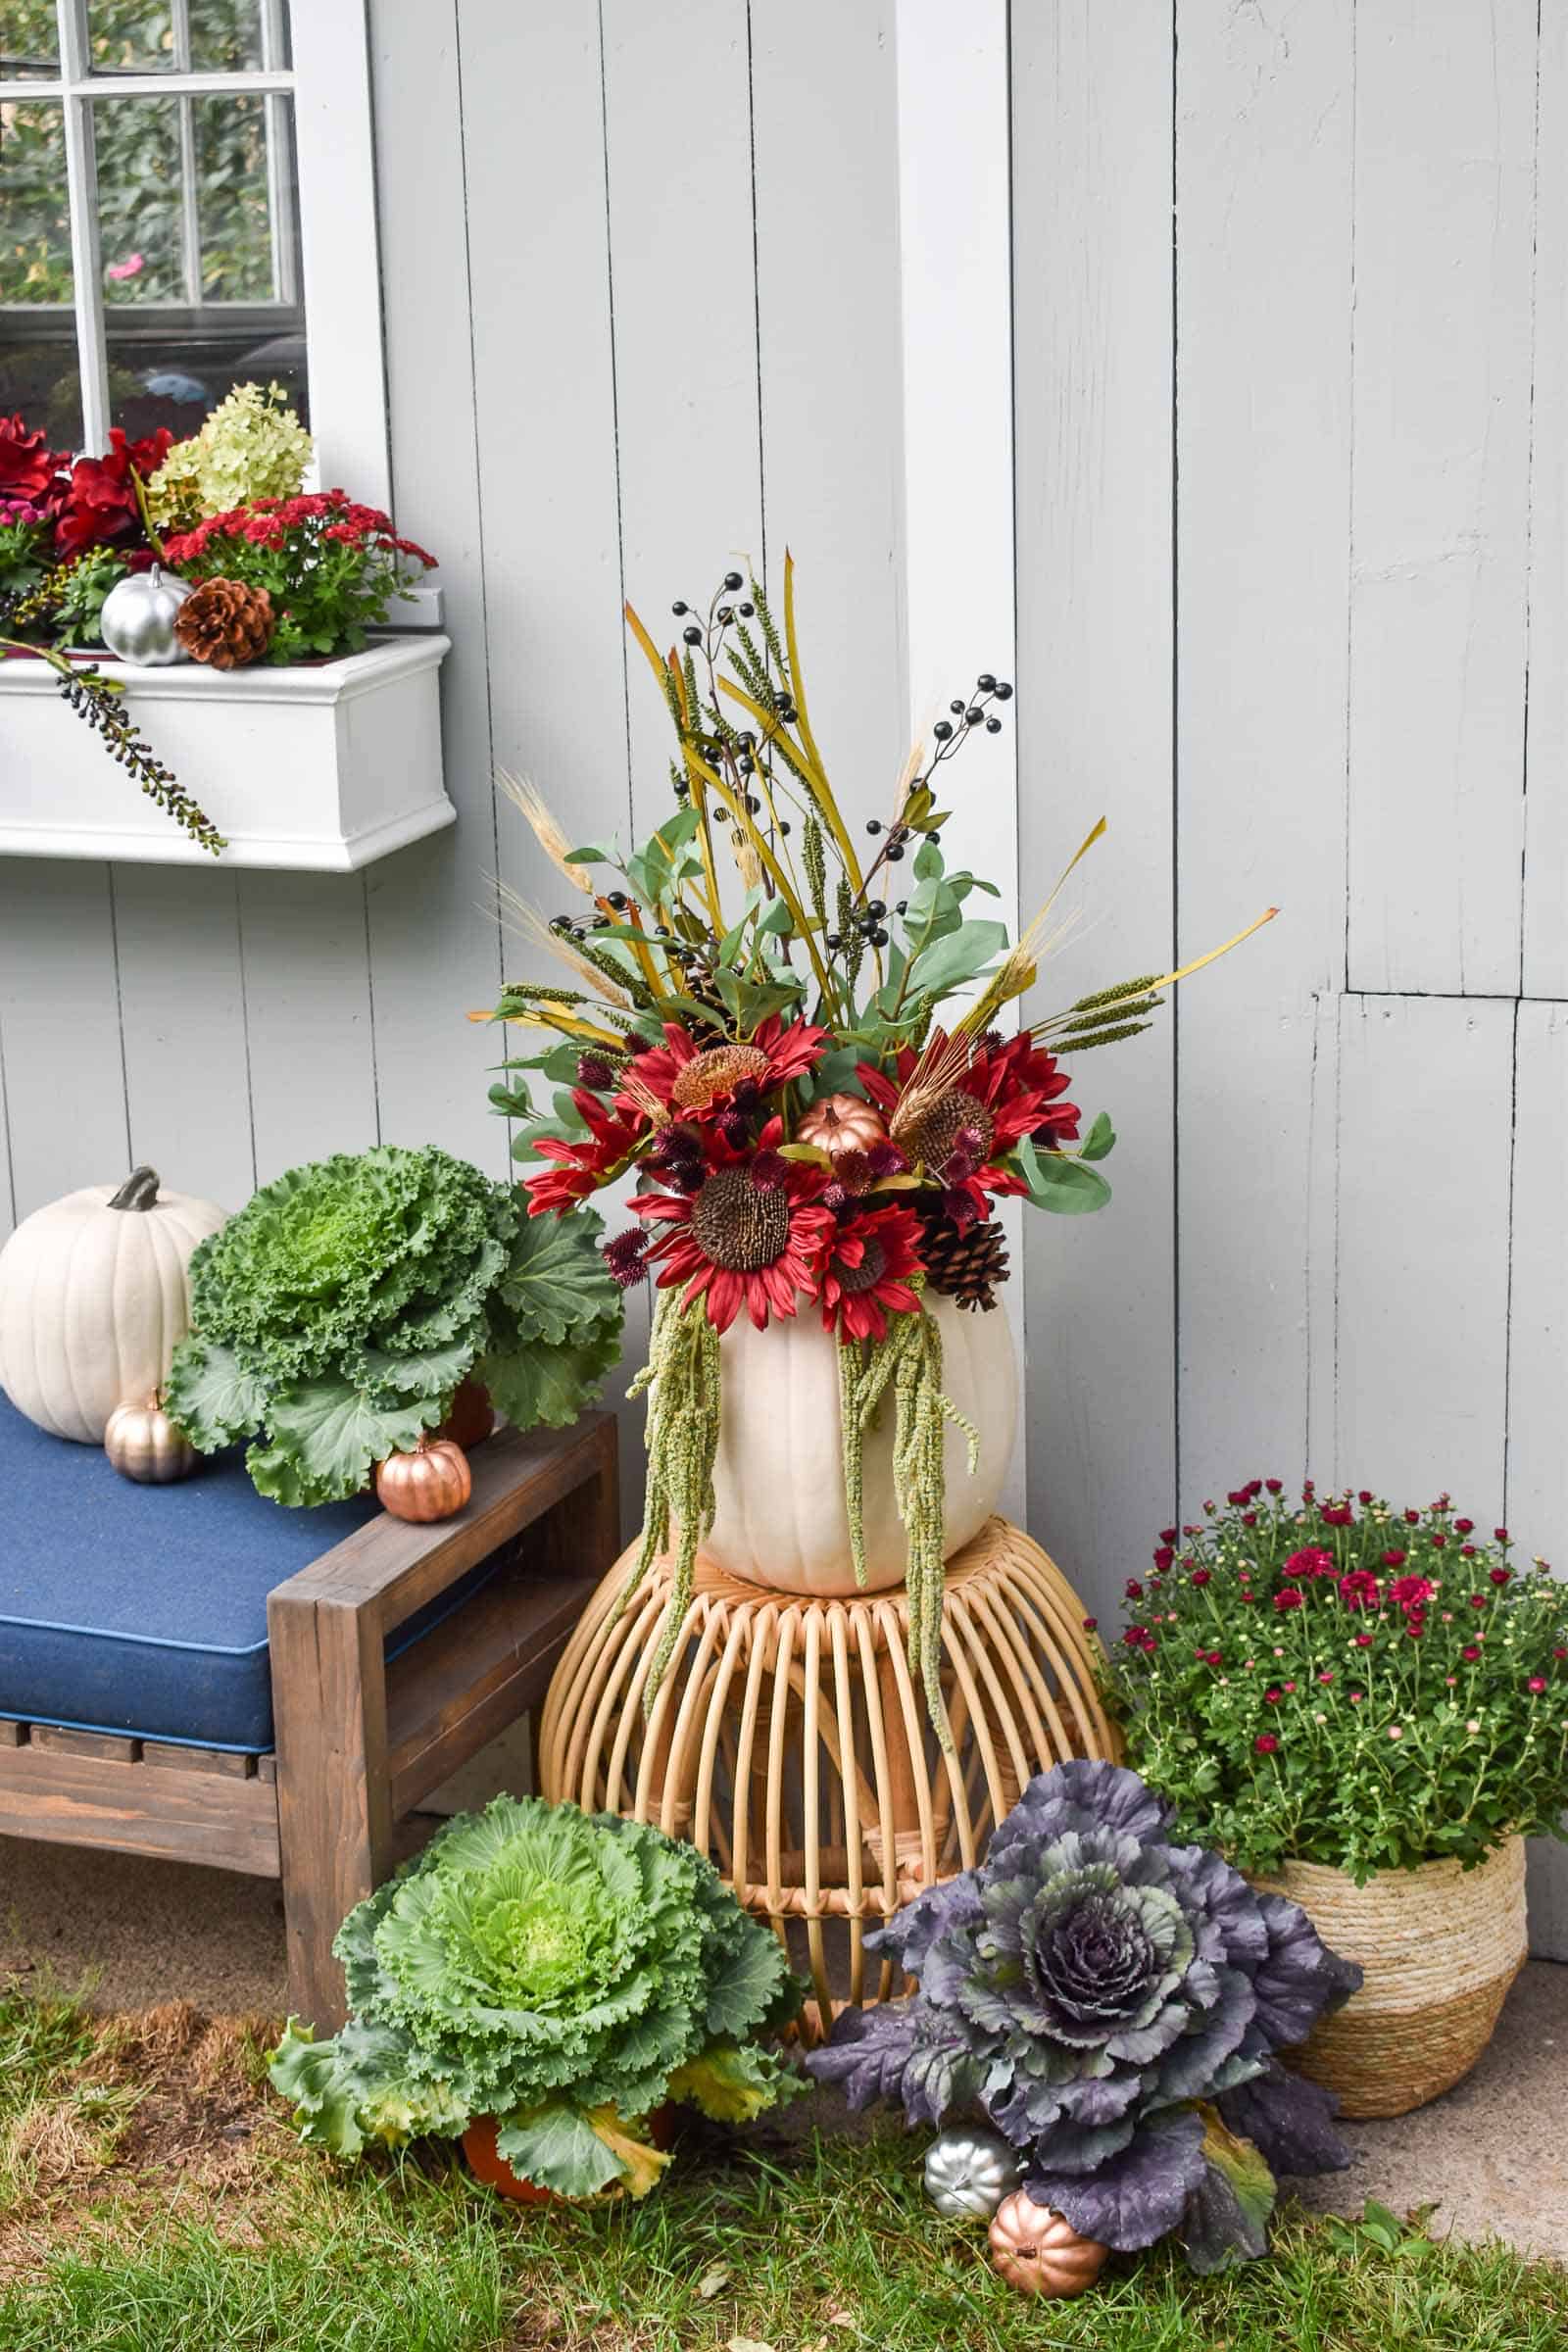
left=838, top=1301, right=978, bottom=1751
left=623, top=1288, right=721, bottom=1714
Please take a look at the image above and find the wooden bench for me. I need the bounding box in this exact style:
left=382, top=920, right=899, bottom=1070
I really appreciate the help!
left=0, top=1413, right=617, bottom=2028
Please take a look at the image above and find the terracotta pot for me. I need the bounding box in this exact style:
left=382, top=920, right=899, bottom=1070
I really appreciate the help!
left=462, top=2104, right=674, bottom=2203
left=701, top=1292, right=1017, bottom=1595
left=1248, top=1838, right=1528, bottom=2118
left=440, top=1375, right=495, bottom=1451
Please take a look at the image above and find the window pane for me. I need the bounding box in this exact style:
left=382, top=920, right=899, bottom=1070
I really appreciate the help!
left=189, top=0, right=269, bottom=74
left=1, top=0, right=61, bottom=76
left=92, top=93, right=183, bottom=300
left=88, top=4, right=175, bottom=74
left=101, top=91, right=306, bottom=442
left=0, top=95, right=81, bottom=447
left=196, top=92, right=276, bottom=299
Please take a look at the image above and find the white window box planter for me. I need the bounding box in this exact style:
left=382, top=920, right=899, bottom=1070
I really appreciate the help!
left=0, top=633, right=454, bottom=871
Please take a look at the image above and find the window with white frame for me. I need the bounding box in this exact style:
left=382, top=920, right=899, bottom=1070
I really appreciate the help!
left=1, top=0, right=304, bottom=455
left=1, top=0, right=388, bottom=485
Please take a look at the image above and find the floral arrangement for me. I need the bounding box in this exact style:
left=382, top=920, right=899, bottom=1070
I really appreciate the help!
left=163, top=489, right=434, bottom=662
left=489, top=559, right=1270, bottom=1726
left=1104, top=1481, right=1568, bottom=1882
left=808, top=1759, right=1360, bottom=2272
left=270, top=1794, right=801, bottom=2198
left=164, top=1145, right=622, bottom=1506
left=0, top=386, right=434, bottom=852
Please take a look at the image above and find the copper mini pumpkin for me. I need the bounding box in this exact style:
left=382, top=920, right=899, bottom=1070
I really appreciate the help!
left=104, top=1392, right=197, bottom=1485
left=988, top=2189, right=1108, bottom=2300
left=794, top=1090, right=888, bottom=1159
left=375, top=1435, right=471, bottom=1523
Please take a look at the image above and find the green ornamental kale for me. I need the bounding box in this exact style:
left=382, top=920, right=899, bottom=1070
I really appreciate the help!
left=808, top=1760, right=1362, bottom=2273
left=165, top=1144, right=622, bottom=1505
left=270, top=1795, right=802, bottom=2197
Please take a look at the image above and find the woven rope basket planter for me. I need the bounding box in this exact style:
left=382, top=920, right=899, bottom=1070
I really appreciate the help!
left=1250, top=1838, right=1528, bottom=2119
left=539, top=1514, right=1115, bottom=2041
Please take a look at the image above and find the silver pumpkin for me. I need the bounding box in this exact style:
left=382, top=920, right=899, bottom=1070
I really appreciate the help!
left=99, top=564, right=193, bottom=665
left=922, top=2124, right=1021, bottom=2220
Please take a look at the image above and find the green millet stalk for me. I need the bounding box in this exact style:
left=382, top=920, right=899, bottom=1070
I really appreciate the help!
left=1066, top=974, right=1160, bottom=1011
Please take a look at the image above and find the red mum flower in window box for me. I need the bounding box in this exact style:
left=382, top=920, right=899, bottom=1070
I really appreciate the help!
left=633, top=1115, right=836, bottom=1332
left=624, top=1014, right=829, bottom=1120
left=523, top=1089, right=648, bottom=1216
left=817, top=1202, right=922, bottom=1343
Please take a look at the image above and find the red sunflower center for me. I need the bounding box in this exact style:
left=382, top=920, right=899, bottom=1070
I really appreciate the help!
left=835, top=1236, right=888, bottom=1295
left=689, top=1164, right=791, bottom=1271
left=893, top=1087, right=996, bottom=1169
left=669, top=1043, right=771, bottom=1110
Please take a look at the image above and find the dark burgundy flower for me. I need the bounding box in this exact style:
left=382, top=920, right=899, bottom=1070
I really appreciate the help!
left=1254, top=1733, right=1279, bottom=1754
left=1494, top=1527, right=1510, bottom=1543
left=601, top=1226, right=649, bottom=1289
left=1455, top=1518, right=1474, bottom=1535
left=1274, top=1587, right=1304, bottom=1614
left=1381, top=1548, right=1406, bottom=1569
left=1082, top=1617, right=1098, bottom=1633
left=1191, top=1567, right=1212, bottom=1588
left=1353, top=1633, right=1374, bottom=1648
left=1470, top=1593, right=1489, bottom=1609
left=1264, top=1687, right=1283, bottom=1704
left=1321, top=1504, right=1354, bottom=1528
left=1462, top=1645, right=1481, bottom=1663
left=1357, top=1489, right=1374, bottom=1505
left=1153, top=1545, right=1175, bottom=1571
left=1390, top=1575, right=1436, bottom=1615
left=1123, top=1625, right=1148, bottom=1648
left=1528, top=1677, right=1547, bottom=1694
left=1287, top=1546, right=1335, bottom=1580
left=1126, top=1579, right=1145, bottom=1601
left=1338, top=1569, right=1381, bottom=1613
left=1159, top=1527, right=1178, bottom=1544
left=1265, top=1477, right=1283, bottom=1494
left=1491, top=1567, right=1511, bottom=1588
left=1404, top=1508, right=1421, bottom=1525
left=1430, top=1534, right=1446, bottom=1549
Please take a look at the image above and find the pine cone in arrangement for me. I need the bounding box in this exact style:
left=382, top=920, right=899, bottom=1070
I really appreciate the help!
left=918, top=1206, right=1010, bottom=1310
left=172, top=576, right=275, bottom=669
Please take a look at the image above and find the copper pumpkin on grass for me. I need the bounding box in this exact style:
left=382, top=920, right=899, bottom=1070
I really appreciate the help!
left=988, top=2190, right=1108, bottom=2299
left=376, top=1435, right=471, bottom=1523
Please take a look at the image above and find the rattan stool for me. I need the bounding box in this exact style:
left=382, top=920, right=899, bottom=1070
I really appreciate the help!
left=540, top=1513, right=1114, bottom=2039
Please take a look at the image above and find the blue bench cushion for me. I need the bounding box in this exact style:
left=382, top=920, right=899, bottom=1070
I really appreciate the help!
left=0, top=1394, right=471, bottom=1753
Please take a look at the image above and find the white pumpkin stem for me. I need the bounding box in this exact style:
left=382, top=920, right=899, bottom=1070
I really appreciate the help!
left=108, top=1165, right=162, bottom=1211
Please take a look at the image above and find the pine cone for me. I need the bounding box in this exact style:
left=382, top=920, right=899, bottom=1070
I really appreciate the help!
left=917, top=1206, right=1010, bottom=1311
left=173, top=577, right=275, bottom=669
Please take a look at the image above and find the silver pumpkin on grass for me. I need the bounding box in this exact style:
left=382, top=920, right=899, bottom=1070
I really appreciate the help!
left=922, top=2124, right=1021, bottom=2219
left=99, top=564, right=192, bottom=665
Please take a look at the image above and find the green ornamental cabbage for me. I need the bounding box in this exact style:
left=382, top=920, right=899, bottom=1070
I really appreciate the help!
left=270, top=1795, right=802, bottom=2197
left=165, top=1144, right=622, bottom=1505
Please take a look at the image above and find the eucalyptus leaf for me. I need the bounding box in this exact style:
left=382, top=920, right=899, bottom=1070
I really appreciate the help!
left=1080, top=1110, right=1117, bottom=1163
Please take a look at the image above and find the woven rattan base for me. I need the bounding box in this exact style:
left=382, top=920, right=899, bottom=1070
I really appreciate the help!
left=1251, top=1839, right=1529, bottom=2118
left=539, top=1514, right=1114, bottom=2040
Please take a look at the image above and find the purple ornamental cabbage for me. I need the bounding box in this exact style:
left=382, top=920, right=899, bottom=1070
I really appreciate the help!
left=808, top=1759, right=1361, bottom=2271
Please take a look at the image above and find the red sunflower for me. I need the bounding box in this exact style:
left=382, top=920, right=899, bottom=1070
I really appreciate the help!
left=858, top=1029, right=1079, bottom=1222
left=633, top=1115, right=836, bottom=1332
left=622, top=1013, right=829, bottom=1122
left=522, top=1088, right=646, bottom=1216
left=819, top=1203, right=923, bottom=1343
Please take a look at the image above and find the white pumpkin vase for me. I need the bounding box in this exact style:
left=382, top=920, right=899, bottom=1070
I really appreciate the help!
left=0, top=1164, right=227, bottom=1444
left=702, top=1291, right=1017, bottom=1596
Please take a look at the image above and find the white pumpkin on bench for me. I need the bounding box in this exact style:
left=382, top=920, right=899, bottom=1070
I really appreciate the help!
left=0, top=1164, right=226, bottom=1445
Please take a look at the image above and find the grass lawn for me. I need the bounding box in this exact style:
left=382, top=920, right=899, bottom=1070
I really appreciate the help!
left=0, top=1981, right=1563, bottom=2351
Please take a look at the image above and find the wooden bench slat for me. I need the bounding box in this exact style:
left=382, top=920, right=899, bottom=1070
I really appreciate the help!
left=0, top=1719, right=27, bottom=1747
left=0, top=1744, right=280, bottom=1876
left=29, top=1725, right=139, bottom=1763
left=141, top=1741, right=257, bottom=1779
